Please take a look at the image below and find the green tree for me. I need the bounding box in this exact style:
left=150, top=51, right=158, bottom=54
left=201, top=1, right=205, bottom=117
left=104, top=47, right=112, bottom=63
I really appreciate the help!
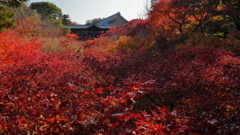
left=151, top=0, right=157, bottom=4
left=0, top=0, right=28, bottom=7
left=0, top=3, right=16, bottom=32
left=30, top=2, right=63, bottom=20
left=30, top=2, right=70, bottom=36
left=0, top=0, right=29, bottom=32
left=60, top=26, right=71, bottom=35
left=86, top=18, right=103, bottom=25
left=62, top=14, right=71, bottom=25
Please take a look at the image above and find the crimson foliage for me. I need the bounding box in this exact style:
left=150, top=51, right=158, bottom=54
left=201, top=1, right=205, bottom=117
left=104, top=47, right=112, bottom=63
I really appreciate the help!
left=102, top=19, right=148, bottom=38
left=0, top=30, right=239, bottom=134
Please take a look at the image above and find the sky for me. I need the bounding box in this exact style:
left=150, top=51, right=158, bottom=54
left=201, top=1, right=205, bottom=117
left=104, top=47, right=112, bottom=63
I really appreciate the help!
left=28, top=0, right=150, bottom=25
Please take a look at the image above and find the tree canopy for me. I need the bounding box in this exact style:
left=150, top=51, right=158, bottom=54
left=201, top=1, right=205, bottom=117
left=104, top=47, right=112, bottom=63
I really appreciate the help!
left=29, top=2, right=70, bottom=36
left=30, top=2, right=63, bottom=20
left=0, top=0, right=29, bottom=32
left=0, top=3, right=15, bottom=32
left=148, top=0, right=239, bottom=38
left=86, top=18, right=104, bottom=25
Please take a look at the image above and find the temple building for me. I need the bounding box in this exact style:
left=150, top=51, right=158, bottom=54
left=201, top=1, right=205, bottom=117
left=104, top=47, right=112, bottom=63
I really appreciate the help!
left=65, top=12, right=128, bottom=40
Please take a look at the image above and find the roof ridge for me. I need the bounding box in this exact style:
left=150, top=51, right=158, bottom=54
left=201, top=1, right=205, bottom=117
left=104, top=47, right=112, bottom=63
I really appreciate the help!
left=97, top=12, right=123, bottom=25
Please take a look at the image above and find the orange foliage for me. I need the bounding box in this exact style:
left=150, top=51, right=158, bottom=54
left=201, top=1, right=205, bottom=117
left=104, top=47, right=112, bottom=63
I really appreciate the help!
left=106, top=35, right=155, bottom=52
left=148, top=0, right=191, bottom=34
left=187, top=0, right=219, bottom=33
left=65, top=33, right=79, bottom=40
left=149, top=0, right=221, bottom=35
left=82, top=36, right=112, bottom=53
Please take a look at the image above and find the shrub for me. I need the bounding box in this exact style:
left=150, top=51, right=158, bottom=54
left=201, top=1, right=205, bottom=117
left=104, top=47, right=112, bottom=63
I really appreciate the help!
left=106, top=36, right=155, bottom=53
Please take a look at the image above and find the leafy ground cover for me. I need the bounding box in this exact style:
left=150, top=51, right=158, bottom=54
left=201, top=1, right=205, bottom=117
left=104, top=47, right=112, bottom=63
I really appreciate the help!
left=0, top=28, right=239, bottom=134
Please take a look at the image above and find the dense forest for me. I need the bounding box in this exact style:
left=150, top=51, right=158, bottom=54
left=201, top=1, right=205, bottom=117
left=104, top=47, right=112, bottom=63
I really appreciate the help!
left=0, top=0, right=239, bottom=134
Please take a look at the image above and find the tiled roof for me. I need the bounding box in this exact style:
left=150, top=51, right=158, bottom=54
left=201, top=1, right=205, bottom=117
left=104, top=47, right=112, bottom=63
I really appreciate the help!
left=97, top=12, right=128, bottom=26
left=65, top=12, right=128, bottom=30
